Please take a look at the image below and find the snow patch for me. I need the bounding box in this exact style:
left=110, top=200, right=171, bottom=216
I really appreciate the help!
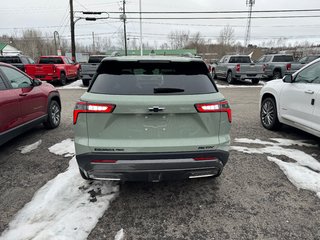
left=48, top=138, right=75, bottom=157
left=268, top=156, right=320, bottom=196
left=19, top=140, right=42, bottom=154
left=232, top=138, right=320, bottom=199
left=1, top=139, right=120, bottom=240
left=234, top=138, right=317, bottom=147
left=115, top=229, right=125, bottom=240
left=231, top=145, right=320, bottom=172
left=0, top=157, right=119, bottom=240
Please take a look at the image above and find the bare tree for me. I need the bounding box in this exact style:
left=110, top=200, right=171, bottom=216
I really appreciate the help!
left=168, top=30, right=190, bottom=49
left=217, top=25, right=235, bottom=46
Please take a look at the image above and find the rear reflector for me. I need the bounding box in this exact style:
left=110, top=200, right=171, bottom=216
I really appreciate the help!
left=193, top=157, right=217, bottom=161
left=73, top=101, right=115, bottom=124
left=195, top=101, right=232, bottom=123
left=91, top=160, right=117, bottom=164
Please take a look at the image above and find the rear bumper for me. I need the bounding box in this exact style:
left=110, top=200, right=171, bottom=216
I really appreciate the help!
left=235, top=73, right=263, bottom=80
left=36, top=75, right=59, bottom=81
left=76, top=150, right=229, bottom=182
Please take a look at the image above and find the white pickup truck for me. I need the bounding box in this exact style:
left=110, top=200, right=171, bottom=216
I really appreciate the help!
left=213, top=55, right=263, bottom=84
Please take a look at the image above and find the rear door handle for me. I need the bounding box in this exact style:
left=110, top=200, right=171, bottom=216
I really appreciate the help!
left=19, top=93, right=27, bottom=96
left=305, top=90, right=314, bottom=94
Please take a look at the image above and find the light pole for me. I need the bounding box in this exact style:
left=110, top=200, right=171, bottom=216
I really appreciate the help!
left=53, top=31, right=61, bottom=55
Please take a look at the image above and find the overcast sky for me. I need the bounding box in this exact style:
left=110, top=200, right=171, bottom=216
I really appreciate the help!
left=1, top=0, right=320, bottom=48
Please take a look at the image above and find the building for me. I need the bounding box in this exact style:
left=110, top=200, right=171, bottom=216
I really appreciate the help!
left=0, top=43, right=22, bottom=56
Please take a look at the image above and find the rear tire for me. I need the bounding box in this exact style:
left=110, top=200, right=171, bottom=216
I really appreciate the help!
left=76, top=70, right=81, bottom=80
left=212, top=70, right=217, bottom=79
left=43, top=100, right=61, bottom=129
left=226, top=71, right=235, bottom=84
left=60, top=72, right=66, bottom=86
left=82, top=79, right=89, bottom=86
left=272, top=70, right=282, bottom=80
left=260, top=97, right=281, bottom=130
left=252, top=79, right=259, bottom=84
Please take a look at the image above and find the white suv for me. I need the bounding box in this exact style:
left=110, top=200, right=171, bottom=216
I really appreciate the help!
left=260, top=58, right=320, bottom=137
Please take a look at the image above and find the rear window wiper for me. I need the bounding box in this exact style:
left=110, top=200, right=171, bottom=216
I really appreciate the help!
left=153, top=87, right=185, bottom=93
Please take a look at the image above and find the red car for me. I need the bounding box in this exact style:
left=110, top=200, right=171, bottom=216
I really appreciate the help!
left=25, top=56, right=81, bottom=85
left=0, top=63, right=61, bottom=146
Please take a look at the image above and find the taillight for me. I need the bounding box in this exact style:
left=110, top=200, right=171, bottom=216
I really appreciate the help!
left=236, top=64, right=240, bottom=72
left=73, top=101, right=115, bottom=124
left=195, top=101, right=232, bottom=123
left=286, top=63, right=291, bottom=71
left=262, top=64, right=266, bottom=72
left=53, top=65, right=56, bottom=73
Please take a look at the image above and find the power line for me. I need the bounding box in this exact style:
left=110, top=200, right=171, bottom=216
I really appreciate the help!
left=128, top=20, right=320, bottom=29
left=106, top=9, right=320, bottom=14
left=108, top=15, right=320, bottom=20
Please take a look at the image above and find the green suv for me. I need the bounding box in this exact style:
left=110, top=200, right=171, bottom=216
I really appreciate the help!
left=74, top=56, right=231, bottom=182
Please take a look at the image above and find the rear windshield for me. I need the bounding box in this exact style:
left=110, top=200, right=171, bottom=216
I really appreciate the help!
left=0, top=57, right=21, bottom=64
left=88, top=56, right=106, bottom=63
left=229, top=56, right=251, bottom=63
left=39, top=57, right=64, bottom=64
left=272, top=55, right=294, bottom=62
left=89, top=60, right=217, bottom=95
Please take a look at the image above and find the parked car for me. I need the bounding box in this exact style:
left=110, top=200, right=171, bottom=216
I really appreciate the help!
left=213, top=55, right=263, bottom=84
left=80, top=55, right=107, bottom=86
left=0, top=63, right=61, bottom=146
left=290, top=55, right=320, bottom=73
left=0, top=55, right=35, bottom=72
left=260, top=58, right=320, bottom=138
left=256, top=54, right=294, bottom=80
left=25, top=56, right=81, bottom=86
left=74, top=56, right=231, bottom=182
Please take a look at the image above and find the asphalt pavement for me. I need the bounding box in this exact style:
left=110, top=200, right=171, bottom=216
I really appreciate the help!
left=0, top=82, right=319, bottom=240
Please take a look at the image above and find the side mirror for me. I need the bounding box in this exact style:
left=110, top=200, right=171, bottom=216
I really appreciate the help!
left=32, top=78, right=42, bottom=86
left=283, top=74, right=293, bottom=83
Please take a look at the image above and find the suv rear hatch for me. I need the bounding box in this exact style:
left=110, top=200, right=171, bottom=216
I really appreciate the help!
left=76, top=59, right=231, bottom=153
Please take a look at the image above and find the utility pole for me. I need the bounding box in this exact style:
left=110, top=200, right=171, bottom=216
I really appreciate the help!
left=122, top=0, right=128, bottom=56
left=69, top=0, right=76, bottom=61
left=244, top=0, right=255, bottom=48
left=139, top=0, right=143, bottom=56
